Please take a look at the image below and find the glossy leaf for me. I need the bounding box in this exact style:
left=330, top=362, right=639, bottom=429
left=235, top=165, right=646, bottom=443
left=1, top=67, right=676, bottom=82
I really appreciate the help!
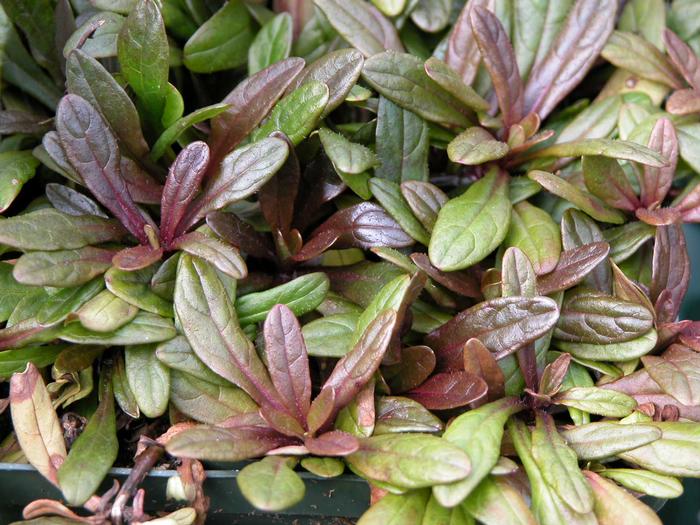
left=640, top=118, right=678, bottom=209
left=405, top=371, right=487, bottom=410
left=0, top=151, right=39, bottom=213
left=423, top=57, right=490, bottom=113
left=401, top=181, right=448, bottom=232
left=13, top=247, right=115, bottom=287
left=554, top=387, right=637, bottom=417
left=651, top=224, right=690, bottom=323
left=447, top=128, right=509, bottom=166
left=504, top=201, right=561, bottom=275
left=462, top=475, right=536, bottom=525
left=237, top=457, right=305, bottom=512
left=583, top=471, right=662, bottom=525
left=166, top=426, right=291, bottom=461
left=599, top=468, right=683, bottom=499
left=105, top=266, right=173, bottom=317
left=248, top=13, right=293, bottom=75
left=582, top=156, right=640, bottom=212
left=561, top=422, right=662, bottom=460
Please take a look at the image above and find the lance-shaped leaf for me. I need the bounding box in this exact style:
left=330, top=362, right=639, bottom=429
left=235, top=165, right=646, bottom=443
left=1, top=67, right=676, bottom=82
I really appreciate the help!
left=105, top=266, right=172, bottom=317
left=528, top=170, right=625, bottom=224
left=504, top=201, right=561, bottom=275
left=238, top=457, right=305, bottom=512
left=57, top=372, right=118, bottom=505
left=357, top=490, right=430, bottom=525
left=0, top=209, right=126, bottom=251
left=501, top=247, right=537, bottom=297
left=236, top=272, right=330, bottom=325
left=447, top=127, right=509, bottom=166
left=423, top=57, right=490, bottom=113
left=166, top=426, right=292, bottom=461
left=664, top=29, right=700, bottom=90
left=156, top=336, right=230, bottom=387
left=248, top=13, right=293, bottom=75
left=314, top=0, right=402, bottom=57
left=604, top=222, right=655, bottom=264
left=374, top=396, right=443, bottom=434
left=370, top=178, right=431, bottom=245
left=554, top=387, right=637, bottom=418
left=294, top=203, right=413, bottom=261
left=462, top=475, right=537, bottom=525
left=602, top=31, right=683, bottom=89
left=346, top=433, right=471, bottom=489
left=401, top=181, right=447, bottom=231
left=56, top=95, right=149, bottom=244
left=125, top=344, right=170, bottom=418
left=531, top=412, right=593, bottom=515
left=112, top=354, right=139, bottom=418
left=642, top=345, right=700, bottom=406
left=250, top=81, right=329, bottom=145
left=583, top=471, right=662, bottom=525
left=263, top=305, right=312, bottom=425
left=0, top=150, right=39, bottom=213
left=375, top=97, right=429, bottom=184
left=605, top=468, right=684, bottom=502
left=208, top=57, right=305, bottom=165
left=308, top=310, right=397, bottom=432
left=305, top=430, right=359, bottom=456
left=640, top=118, right=678, bottom=210
left=13, top=247, right=115, bottom=287
left=362, top=51, right=472, bottom=128
left=302, top=313, right=358, bottom=358
left=411, top=253, right=481, bottom=298
left=10, top=363, right=67, bottom=486
left=561, top=209, right=612, bottom=292
left=434, top=397, right=522, bottom=507
left=183, top=0, right=254, bottom=73
left=174, top=255, right=286, bottom=411
left=112, top=244, right=164, bottom=272
left=171, top=232, right=247, bottom=280
left=429, top=169, right=511, bottom=271
left=445, top=0, right=492, bottom=85
left=35, top=279, right=103, bottom=327
left=66, top=49, right=149, bottom=160
left=426, top=296, right=559, bottom=368
left=522, top=0, right=616, bottom=118
left=289, top=49, right=364, bottom=117
left=206, top=211, right=276, bottom=260
left=259, top=135, right=299, bottom=238
left=187, top=136, right=289, bottom=226
left=405, top=371, right=487, bottom=410
left=335, top=381, right=376, bottom=438
left=46, top=183, right=107, bottom=218
left=555, top=293, right=654, bottom=345
left=557, top=329, right=658, bottom=362
left=582, top=156, right=640, bottom=212
left=651, top=224, right=689, bottom=323
left=525, top=139, right=667, bottom=167
left=160, top=141, right=210, bottom=245
left=618, top=422, right=700, bottom=477
left=320, top=127, right=379, bottom=175
left=561, top=422, right=662, bottom=461
left=470, top=7, right=523, bottom=127
left=463, top=338, right=506, bottom=401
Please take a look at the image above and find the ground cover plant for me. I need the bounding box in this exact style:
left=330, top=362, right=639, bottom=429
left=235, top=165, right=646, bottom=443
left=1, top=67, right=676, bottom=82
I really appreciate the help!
left=2, top=0, right=700, bottom=523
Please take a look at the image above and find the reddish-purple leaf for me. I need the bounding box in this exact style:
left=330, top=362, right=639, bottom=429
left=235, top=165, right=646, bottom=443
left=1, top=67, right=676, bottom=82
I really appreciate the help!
left=666, top=88, right=700, bottom=115
left=259, top=404, right=306, bottom=438
left=208, top=58, right=305, bottom=170
left=293, top=157, right=346, bottom=231
left=651, top=224, right=690, bottom=323
left=405, top=371, right=487, bottom=410
left=516, top=343, right=538, bottom=392
left=206, top=211, right=277, bottom=260
left=522, top=0, right=616, bottom=119
left=640, top=118, right=678, bottom=210
left=308, top=310, right=397, bottom=432
left=410, top=252, right=481, bottom=298
left=274, top=0, right=313, bottom=38
left=112, top=244, right=164, bottom=271
left=632, top=393, right=700, bottom=421
left=263, top=305, right=312, bottom=425
left=656, top=320, right=692, bottom=349
left=582, top=156, right=640, bottom=212
left=642, top=345, right=700, bottom=406
left=463, top=338, right=505, bottom=402
left=470, top=7, right=523, bottom=128
left=635, top=207, right=681, bottom=226
left=161, top=141, right=210, bottom=246
left=446, top=0, right=493, bottom=85
left=539, top=353, right=571, bottom=396
left=426, top=296, right=560, bottom=369
left=680, top=322, right=700, bottom=351
left=258, top=134, right=300, bottom=237
left=293, top=203, right=413, bottom=261
left=536, top=242, right=611, bottom=295
left=382, top=345, right=436, bottom=394
left=120, top=157, right=163, bottom=205
left=664, top=29, right=700, bottom=90
left=56, top=95, right=150, bottom=245
left=304, top=431, right=360, bottom=456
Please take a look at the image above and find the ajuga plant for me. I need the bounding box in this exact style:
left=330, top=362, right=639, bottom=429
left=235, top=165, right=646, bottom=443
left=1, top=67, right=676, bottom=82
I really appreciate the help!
left=4, top=0, right=700, bottom=523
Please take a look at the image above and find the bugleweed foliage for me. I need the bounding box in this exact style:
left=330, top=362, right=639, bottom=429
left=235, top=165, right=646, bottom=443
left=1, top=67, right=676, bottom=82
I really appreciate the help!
left=1, top=0, right=700, bottom=523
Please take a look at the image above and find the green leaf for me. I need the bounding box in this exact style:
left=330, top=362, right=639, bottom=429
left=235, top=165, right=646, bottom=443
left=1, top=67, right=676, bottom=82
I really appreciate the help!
left=13, top=247, right=115, bottom=287
left=149, top=103, right=230, bottom=161
left=619, top=0, right=665, bottom=49
left=156, top=335, right=229, bottom=386
left=0, top=345, right=64, bottom=378
left=424, top=57, right=490, bottom=112
left=237, top=457, right=305, bottom=512
left=642, top=346, right=700, bottom=406
left=376, top=97, right=429, bottom=183
left=410, top=0, right=450, bottom=33
left=105, top=265, right=173, bottom=317
left=320, top=128, right=379, bottom=174
left=112, top=354, right=139, bottom=418
left=429, top=169, right=511, bottom=271
left=447, top=128, right=509, bottom=166
left=125, top=343, right=170, bottom=418
left=526, top=139, right=667, bottom=167
left=302, top=313, right=358, bottom=357
left=183, top=0, right=254, bottom=73
left=76, top=289, right=139, bottom=333
left=0, top=208, right=127, bottom=251
left=582, top=156, right=640, bottom=212
left=0, top=262, right=37, bottom=323
left=504, top=201, right=561, bottom=275
left=554, top=387, right=636, bottom=417
left=583, top=471, right=662, bottom=525
left=555, top=329, right=657, bottom=362
left=528, top=170, right=626, bottom=224
left=400, top=181, right=447, bottom=231
left=171, top=231, right=247, bottom=280
left=374, top=396, right=443, bottom=434
left=347, top=433, right=471, bottom=489
left=462, top=476, right=536, bottom=525
left=36, top=279, right=104, bottom=326
left=369, top=178, right=430, bottom=245
left=251, top=81, right=329, bottom=145
left=433, top=398, right=522, bottom=507
left=599, top=468, right=683, bottom=499
left=604, top=222, right=655, bottom=263
left=301, top=457, right=345, bottom=478
left=618, top=422, right=700, bottom=477
left=57, top=374, right=118, bottom=505
left=357, top=490, right=430, bottom=525
left=362, top=51, right=472, bottom=128
left=248, top=13, right=292, bottom=75
left=314, top=0, right=402, bottom=58
left=0, top=150, right=39, bottom=212
left=560, top=422, right=662, bottom=460
left=236, top=272, right=329, bottom=325
left=60, top=311, right=176, bottom=345
left=117, top=0, right=169, bottom=125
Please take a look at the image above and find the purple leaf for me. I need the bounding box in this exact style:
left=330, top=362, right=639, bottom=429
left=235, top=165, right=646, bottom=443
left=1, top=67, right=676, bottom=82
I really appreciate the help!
left=206, top=211, right=277, bottom=260
left=651, top=224, right=690, bottom=323
left=463, top=338, right=505, bottom=402
left=258, top=134, right=300, bottom=238
left=410, top=253, right=481, bottom=298
left=405, top=371, right=487, bottom=410
left=55, top=95, right=150, bottom=245
left=537, top=242, right=611, bottom=295
left=640, top=118, right=678, bottom=210
left=664, top=29, right=700, bottom=90
left=304, top=431, right=360, bottom=456
left=382, top=345, right=436, bottom=394
left=446, top=0, right=493, bottom=85
left=112, top=244, right=164, bottom=271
